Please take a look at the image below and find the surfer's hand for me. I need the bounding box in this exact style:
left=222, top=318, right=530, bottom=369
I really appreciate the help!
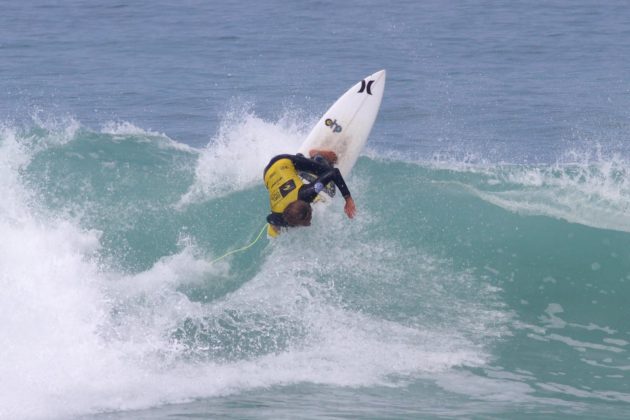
left=344, top=197, right=356, bottom=219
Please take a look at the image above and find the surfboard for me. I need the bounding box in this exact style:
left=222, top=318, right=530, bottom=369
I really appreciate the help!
left=297, top=69, right=386, bottom=178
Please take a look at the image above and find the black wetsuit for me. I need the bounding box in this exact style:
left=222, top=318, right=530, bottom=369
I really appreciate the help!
left=264, top=154, right=351, bottom=227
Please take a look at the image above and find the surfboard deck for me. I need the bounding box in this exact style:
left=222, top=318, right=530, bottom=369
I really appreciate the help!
left=297, top=70, right=386, bottom=179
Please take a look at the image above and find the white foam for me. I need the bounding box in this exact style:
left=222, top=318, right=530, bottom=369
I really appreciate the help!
left=0, top=126, right=32, bottom=222
left=423, top=148, right=630, bottom=233
left=176, top=108, right=307, bottom=208
left=0, top=217, right=499, bottom=418
left=29, top=112, right=81, bottom=150
left=101, top=121, right=197, bottom=152
left=0, top=125, right=121, bottom=418
left=0, top=119, right=506, bottom=419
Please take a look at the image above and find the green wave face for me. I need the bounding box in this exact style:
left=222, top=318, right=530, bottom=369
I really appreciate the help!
left=3, top=119, right=630, bottom=418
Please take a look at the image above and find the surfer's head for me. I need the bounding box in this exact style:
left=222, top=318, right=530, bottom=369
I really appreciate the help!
left=283, top=200, right=312, bottom=227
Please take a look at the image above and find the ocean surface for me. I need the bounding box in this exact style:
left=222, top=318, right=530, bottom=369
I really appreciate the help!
left=2, top=1, right=630, bottom=418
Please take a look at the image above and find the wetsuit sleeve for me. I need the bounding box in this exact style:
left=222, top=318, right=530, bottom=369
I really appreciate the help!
left=287, top=154, right=352, bottom=201
left=289, top=154, right=330, bottom=175
left=298, top=167, right=351, bottom=202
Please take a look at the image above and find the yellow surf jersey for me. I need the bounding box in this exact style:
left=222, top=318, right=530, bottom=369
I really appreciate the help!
left=264, top=158, right=304, bottom=214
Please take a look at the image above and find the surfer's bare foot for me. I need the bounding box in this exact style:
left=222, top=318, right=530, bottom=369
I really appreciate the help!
left=309, top=149, right=338, bottom=165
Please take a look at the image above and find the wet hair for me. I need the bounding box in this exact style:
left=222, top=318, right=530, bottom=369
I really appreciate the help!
left=283, top=200, right=312, bottom=226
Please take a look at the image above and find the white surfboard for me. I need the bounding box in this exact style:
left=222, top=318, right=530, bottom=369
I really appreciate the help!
left=297, top=70, right=386, bottom=178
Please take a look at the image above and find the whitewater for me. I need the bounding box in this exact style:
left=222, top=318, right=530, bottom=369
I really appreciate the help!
left=2, top=111, right=630, bottom=418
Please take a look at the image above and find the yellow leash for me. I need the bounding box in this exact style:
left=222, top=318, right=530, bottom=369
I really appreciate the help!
left=209, top=224, right=268, bottom=264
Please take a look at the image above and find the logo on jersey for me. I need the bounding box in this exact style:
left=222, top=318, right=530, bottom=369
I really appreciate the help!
left=325, top=118, right=343, bottom=133
left=279, top=179, right=296, bottom=197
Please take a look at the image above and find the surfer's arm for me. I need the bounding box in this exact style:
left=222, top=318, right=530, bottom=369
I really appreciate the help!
left=290, top=154, right=355, bottom=218
left=290, top=154, right=332, bottom=176
left=343, top=196, right=356, bottom=219
left=298, top=171, right=356, bottom=219
left=313, top=169, right=355, bottom=218
left=298, top=168, right=351, bottom=201
left=289, top=154, right=351, bottom=197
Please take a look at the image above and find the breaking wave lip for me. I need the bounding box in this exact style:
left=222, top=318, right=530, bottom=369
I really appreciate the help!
left=100, top=121, right=198, bottom=153
left=396, top=147, right=630, bottom=233
left=471, top=187, right=630, bottom=233
left=474, top=162, right=630, bottom=233
left=175, top=107, right=309, bottom=209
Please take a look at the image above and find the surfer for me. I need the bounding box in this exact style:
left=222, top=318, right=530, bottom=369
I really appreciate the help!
left=264, top=149, right=356, bottom=236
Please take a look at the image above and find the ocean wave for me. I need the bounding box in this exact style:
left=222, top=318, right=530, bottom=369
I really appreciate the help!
left=3, top=115, right=630, bottom=418
left=414, top=150, right=630, bottom=233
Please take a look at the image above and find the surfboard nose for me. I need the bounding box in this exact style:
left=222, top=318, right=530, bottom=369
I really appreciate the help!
left=370, top=69, right=386, bottom=81
left=363, top=70, right=386, bottom=96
